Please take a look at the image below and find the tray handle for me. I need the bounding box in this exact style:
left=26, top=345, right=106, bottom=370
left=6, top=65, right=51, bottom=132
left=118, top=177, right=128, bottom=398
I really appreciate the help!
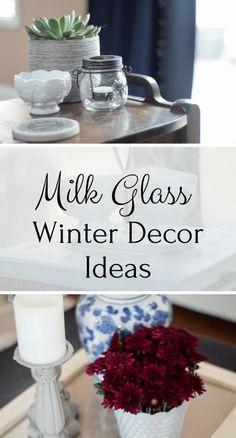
left=126, top=72, right=171, bottom=108
left=126, top=72, right=200, bottom=143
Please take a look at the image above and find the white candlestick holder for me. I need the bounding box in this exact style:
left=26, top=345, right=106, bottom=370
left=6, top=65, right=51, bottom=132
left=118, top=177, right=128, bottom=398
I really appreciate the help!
left=14, top=341, right=80, bottom=438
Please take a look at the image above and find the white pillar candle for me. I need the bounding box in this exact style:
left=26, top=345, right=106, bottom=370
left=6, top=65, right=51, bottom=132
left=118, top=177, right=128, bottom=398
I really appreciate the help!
left=13, top=295, right=67, bottom=365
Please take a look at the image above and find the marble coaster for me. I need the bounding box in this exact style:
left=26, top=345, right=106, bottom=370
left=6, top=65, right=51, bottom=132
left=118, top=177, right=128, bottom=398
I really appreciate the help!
left=13, top=117, right=80, bottom=143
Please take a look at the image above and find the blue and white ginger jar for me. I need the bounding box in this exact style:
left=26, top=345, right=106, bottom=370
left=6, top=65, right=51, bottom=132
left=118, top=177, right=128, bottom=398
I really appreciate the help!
left=76, top=294, right=172, bottom=361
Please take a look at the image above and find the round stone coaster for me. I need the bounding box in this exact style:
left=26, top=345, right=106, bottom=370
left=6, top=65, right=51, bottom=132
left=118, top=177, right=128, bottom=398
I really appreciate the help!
left=13, top=117, right=80, bottom=143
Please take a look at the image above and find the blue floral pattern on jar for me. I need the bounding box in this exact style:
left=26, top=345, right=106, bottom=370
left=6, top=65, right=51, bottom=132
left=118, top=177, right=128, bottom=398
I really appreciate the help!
left=76, top=294, right=172, bottom=361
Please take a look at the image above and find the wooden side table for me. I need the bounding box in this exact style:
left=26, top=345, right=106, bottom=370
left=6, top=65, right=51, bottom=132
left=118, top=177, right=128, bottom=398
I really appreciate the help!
left=0, top=74, right=200, bottom=144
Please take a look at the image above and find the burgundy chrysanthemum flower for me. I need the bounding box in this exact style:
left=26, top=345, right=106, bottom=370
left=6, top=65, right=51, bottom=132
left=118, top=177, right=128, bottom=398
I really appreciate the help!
left=143, top=364, right=167, bottom=380
left=124, top=333, right=153, bottom=354
left=86, top=325, right=207, bottom=414
left=109, top=331, right=122, bottom=352
left=86, top=356, right=106, bottom=376
left=113, top=382, right=143, bottom=414
left=189, top=372, right=206, bottom=397
left=105, top=351, right=135, bottom=371
left=102, top=390, right=116, bottom=409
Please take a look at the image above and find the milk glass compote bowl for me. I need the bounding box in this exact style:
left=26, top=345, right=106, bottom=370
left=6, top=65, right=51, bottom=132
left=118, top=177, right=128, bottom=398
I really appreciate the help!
left=14, top=70, right=72, bottom=115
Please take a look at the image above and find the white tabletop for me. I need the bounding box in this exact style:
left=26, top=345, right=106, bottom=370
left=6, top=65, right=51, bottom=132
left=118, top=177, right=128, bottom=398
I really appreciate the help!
left=0, top=226, right=235, bottom=291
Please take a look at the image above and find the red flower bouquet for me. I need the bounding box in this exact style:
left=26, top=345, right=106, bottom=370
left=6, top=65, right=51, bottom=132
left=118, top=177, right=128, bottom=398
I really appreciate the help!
left=86, top=325, right=207, bottom=415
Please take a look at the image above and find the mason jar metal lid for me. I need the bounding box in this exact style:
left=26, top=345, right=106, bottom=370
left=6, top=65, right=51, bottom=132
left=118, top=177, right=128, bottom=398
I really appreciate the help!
left=82, top=55, right=123, bottom=71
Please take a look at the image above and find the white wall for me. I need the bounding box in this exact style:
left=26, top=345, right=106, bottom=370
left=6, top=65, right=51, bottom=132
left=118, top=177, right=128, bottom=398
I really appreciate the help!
left=169, top=294, right=236, bottom=322
left=0, top=0, right=88, bottom=84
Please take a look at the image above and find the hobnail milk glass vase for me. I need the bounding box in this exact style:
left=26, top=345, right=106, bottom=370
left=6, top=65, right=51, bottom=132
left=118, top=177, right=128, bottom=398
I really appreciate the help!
left=76, top=294, right=172, bottom=361
left=115, top=402, right=188, bottom=438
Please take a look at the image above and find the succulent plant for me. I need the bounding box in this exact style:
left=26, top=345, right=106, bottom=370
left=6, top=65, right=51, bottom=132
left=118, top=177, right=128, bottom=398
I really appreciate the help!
left=25, top=11, right=101, bottom=40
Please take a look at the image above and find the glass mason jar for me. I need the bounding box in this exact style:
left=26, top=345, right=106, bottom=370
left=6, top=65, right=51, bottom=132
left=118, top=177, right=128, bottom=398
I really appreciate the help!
left=75, top=55, right=129, bottom=111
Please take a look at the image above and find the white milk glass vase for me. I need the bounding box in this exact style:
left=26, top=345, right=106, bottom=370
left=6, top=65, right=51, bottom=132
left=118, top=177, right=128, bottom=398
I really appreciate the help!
left=115, top=402, right=188, bottom=438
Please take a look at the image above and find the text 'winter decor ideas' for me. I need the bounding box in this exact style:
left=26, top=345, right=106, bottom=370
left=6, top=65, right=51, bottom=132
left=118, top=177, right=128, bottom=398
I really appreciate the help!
left=33, top=166, right=202, bottom=282
left=86, top=325, right=207, bottom=438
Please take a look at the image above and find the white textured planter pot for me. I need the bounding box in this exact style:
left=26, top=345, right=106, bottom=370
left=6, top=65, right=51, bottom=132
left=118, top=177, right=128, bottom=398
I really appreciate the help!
left=29, top=37, right=100, bottom=102
left=115, top=402, right=188, bottom=438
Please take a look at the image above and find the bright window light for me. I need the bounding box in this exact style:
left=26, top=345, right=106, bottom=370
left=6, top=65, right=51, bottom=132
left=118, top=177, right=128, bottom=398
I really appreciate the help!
left=193, top=0, right=236, bottom=144
left=196, top=0, right=227, bottom=29
left=0, top=0, right=19, bottom=28
left=0, top=1, right=16, bottom=18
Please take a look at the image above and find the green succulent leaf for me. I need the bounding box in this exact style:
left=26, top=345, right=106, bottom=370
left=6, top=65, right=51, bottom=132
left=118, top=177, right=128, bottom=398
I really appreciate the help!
left=48, top=18, right=62, bottom=39
left=40, top=17, right=54, bottom=33
left=84, top=25, right=95, bottom=33
left=68, top=30, right=76, bottom=39
left=93, top=26, right=102, bottom=36
left=78, top=25, right=94, bottom=37
left=26, top=11, right=101, bottom=40
left=25, top=25, right=34, bottom=34
left=70, top=10, right=76, bottom=29
left=73, top=15, right=81, bottom=25
left=84, top=29, right=97, bottom=38
left=33, top=18, right=46, bottom=32
left=83, top=13, right=91, bottom=27
left=25, top=25, right=38, bottom=38
left=73, top=21, right=84, bottom=33
left=63, top=30, right=73, bottom=39
left=28, top=24, right=48, bottom=39
left=59, top=15, right=69, bottom=34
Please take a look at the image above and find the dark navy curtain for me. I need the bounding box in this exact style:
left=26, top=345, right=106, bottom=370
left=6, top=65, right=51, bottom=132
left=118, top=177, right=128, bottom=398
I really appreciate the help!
left=89, top=0, right=196, bottom=101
